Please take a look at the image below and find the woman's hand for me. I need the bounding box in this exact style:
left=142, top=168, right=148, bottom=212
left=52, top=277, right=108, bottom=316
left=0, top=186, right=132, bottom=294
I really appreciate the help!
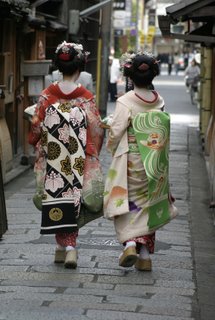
left=168, top=192, right=175, bottom=204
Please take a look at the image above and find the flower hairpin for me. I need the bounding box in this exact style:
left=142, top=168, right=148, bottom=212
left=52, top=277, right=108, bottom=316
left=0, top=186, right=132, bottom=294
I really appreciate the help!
left=139, top=51, right=160, bottom=64
left=55, top=41, right=90, bottom=60
left=119, top=52, right=136, bottom=69
left=120, top=51, right=160, bottom=73
left=84, top=51, right=90, bottom=62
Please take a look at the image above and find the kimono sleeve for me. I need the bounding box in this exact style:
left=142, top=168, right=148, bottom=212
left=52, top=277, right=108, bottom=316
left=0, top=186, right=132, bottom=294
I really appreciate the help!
left=28, top=95, right=47, bottom=146
left=80, top=98, right=104, bottom=156
left=106, top=101, right=130, bottom=154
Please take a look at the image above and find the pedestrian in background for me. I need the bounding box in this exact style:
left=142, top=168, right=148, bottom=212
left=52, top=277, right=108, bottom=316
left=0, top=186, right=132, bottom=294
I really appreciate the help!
left=29, top=41, right=104, bottom=269
left=44, top=65, right=63, bottom=87
left=104, top=52, right=177, bottom=271
left=45, top=66, right=94, bottom=94
left=76, top=70, right=94, bottom=94
left=174, top=52, right=180, bottom=75
left=183, top=52, right=189, bottom=69
left=168, top=53, right=173, bottom=75
left=184, top=58, right=200, bottom=91
left=108, top=56, right=120, bottom=102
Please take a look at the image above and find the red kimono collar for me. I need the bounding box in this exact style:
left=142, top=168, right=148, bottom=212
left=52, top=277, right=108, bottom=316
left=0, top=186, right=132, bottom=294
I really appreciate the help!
left=46, top=83, right=93, bottom=100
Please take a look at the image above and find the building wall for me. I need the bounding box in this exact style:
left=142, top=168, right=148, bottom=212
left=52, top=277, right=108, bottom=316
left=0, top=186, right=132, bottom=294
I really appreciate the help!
left=67, top=0, right=100, bottom=80
left=0, top=18, right=19, bottom=179
left=41, top=0, right=100, bottom=81
left=205, top=48, right=215, bottom=205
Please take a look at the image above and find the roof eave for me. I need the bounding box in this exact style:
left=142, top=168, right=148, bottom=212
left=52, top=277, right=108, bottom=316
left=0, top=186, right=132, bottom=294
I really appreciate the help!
left=166, top=0, right=215, bottom=21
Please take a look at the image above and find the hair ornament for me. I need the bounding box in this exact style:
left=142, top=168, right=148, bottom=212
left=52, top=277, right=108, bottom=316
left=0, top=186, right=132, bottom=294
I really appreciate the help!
left=153, top=59, right=160, bottom=65
left=120, top=50, right=159, bottom=69
left=58, top=53, right=70, bottom=61
left=84, top=51, right=90, bottom=62
left=138, top=63, right=149, bottom=71
left=124, top=62, right=132, bottom=68
left=119, top=52, right=136, bottom=69
left=55, top=41, right=90, bottom=61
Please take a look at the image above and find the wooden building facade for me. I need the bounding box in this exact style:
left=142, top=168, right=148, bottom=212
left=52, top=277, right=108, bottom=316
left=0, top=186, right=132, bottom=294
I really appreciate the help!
left=0, top=0, right=105, bottom=182
left=0, top=0, right=29, bottom=181
left=158, top=0, right=215, bottom=206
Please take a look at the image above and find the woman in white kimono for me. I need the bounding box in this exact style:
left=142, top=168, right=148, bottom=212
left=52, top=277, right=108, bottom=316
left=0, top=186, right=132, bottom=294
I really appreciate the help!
left=104, top=52, right=177, bottom=271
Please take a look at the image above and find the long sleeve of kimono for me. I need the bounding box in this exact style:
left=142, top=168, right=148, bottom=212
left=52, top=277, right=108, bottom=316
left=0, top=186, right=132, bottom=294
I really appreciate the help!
left=80, top=98, right=104, bottom=157
left=28, top=95, right=49, bottom=146
left=106, top=101, right=130, bottom=154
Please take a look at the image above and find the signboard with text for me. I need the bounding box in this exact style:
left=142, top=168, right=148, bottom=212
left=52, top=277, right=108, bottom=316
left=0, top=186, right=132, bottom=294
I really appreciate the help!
left=113, top=0, right=126, bottom=10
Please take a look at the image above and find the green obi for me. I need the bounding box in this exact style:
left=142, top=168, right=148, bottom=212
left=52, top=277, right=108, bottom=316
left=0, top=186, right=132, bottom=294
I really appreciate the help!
left=132, top=111, right=171, bottom=231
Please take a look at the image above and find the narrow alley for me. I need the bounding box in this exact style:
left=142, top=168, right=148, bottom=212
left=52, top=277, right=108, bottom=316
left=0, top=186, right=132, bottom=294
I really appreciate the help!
left=0, top=74, right=215, bottom=320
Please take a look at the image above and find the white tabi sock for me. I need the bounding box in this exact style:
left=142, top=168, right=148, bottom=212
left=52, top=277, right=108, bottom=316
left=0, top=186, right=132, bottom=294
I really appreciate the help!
left=125, top=241, right=136, bottom=250
left=139, top=245, right=150, bottom=260
left=66, top=245, right=75, bottom=252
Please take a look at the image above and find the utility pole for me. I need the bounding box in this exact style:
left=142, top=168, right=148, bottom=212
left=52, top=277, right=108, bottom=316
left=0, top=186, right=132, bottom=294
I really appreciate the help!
left=77, top=0, right=112, bottom=117
left=98, top=1, right=113, bottom=118
left=135, top=0, right=139, bottom=52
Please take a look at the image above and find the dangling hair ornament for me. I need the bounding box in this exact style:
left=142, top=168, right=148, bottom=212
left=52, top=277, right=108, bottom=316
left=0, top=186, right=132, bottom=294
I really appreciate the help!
left=153, top=59, right=160, bottom=65
left=138, top=63, right=149, bottom=71
left=84, top=51, right=90, bottom=63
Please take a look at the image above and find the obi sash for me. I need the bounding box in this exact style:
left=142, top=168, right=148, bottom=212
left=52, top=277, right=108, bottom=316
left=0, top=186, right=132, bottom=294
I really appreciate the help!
left=132, top=111, right=171, bottom=231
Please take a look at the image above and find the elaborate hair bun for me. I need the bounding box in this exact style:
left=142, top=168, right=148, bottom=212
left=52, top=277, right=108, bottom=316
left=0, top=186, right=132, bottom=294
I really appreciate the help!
left=120, top=51, right=160, bottom=87
left=120, top=51, right=159, bottom=71
left=55, top=41, right=90, bottom=62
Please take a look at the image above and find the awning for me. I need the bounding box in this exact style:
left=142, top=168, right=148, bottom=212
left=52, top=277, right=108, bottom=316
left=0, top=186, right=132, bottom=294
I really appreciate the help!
left=166, top=0, right=215, bottom=22
left=27, top=15, right=46, bottom=29
left=46, top=19, right=67, bottom=32
left=27, top=14, right=67, bottom=32
left=158, top=0, right=215, bottom=45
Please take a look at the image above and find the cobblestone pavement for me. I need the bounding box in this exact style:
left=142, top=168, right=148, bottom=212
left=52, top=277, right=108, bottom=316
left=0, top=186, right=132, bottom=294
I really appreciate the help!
left=1, top=76, right=215, bottom=320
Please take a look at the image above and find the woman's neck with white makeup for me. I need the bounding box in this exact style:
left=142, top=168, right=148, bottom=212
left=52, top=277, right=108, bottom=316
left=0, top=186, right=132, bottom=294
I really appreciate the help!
left=58, top=71, right=80, bottom=94
left=134, top=85, right=154, bottom=100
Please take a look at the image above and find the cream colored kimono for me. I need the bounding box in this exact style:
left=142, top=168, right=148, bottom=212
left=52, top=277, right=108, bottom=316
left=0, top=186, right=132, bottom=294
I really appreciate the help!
left=104, top=90, right=177, bottom=243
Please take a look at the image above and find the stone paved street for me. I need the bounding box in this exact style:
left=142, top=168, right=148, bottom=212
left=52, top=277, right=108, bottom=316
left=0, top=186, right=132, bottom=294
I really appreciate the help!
left=0, top=75, right=215, bottom=320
